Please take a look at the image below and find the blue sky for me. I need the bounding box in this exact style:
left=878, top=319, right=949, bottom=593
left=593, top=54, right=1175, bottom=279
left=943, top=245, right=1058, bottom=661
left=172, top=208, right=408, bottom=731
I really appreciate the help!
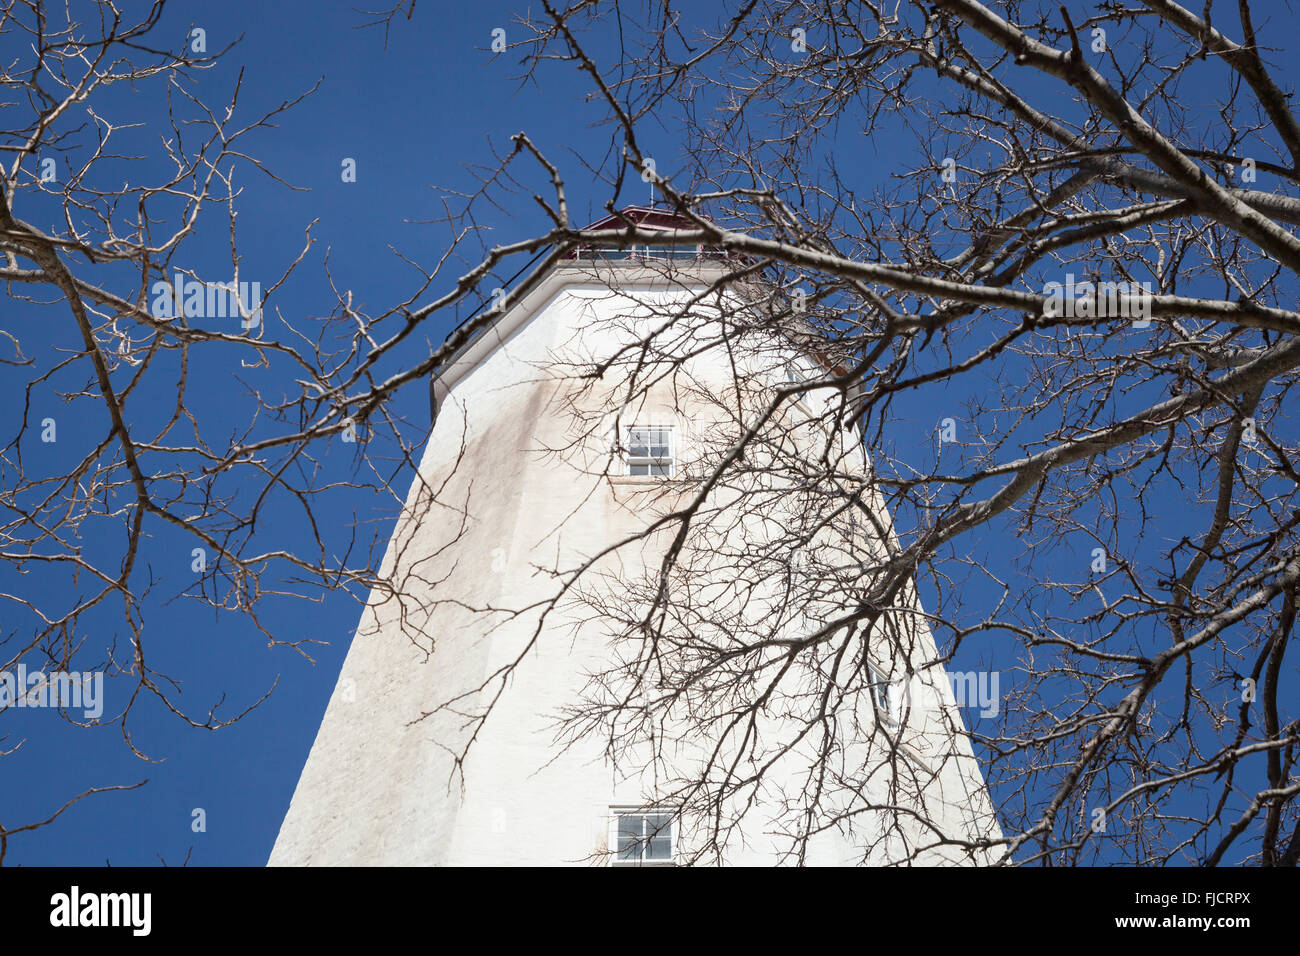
left=1, top=0, right=1296, bottom=866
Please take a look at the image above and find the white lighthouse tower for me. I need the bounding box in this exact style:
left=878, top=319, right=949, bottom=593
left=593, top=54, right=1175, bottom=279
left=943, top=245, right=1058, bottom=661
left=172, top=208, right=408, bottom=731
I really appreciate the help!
left=270, top=208, right=1002, bottom=866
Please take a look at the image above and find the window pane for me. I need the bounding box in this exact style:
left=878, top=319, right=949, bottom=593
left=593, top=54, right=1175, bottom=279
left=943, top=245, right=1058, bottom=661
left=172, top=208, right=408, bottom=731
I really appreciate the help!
left=616, top=815, right=642, bottom=861
left=646, top=815, right=672, bottom=860
left=626, top=427, right=672, bottom=477
left=869, top=666, right=893, bottom=721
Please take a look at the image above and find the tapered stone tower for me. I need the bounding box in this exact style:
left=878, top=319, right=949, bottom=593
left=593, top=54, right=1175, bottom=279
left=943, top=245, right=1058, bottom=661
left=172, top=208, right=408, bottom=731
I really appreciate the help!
left=271, top=208, right=1001, bottom=866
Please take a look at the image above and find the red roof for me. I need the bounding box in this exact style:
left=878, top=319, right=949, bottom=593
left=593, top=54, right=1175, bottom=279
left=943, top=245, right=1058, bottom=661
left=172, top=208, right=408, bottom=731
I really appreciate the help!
left=582, top=206, right=701, bottom=233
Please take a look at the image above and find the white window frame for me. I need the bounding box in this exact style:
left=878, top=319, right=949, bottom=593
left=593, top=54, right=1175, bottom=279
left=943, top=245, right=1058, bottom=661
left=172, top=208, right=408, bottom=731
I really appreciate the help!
left=609, top=808, right=677, bottom=865
left=868, top=663, right=898, bottom=728
left=622, top=424, right=675, bottom=478
left=785, top=362, right=808, bottom=401
left=782, top=360, right=819, bottom=412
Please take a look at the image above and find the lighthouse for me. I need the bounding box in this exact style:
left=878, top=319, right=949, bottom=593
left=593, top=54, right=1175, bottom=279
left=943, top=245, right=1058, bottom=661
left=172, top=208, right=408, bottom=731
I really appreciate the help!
left=270, top=207, right=1002, bottom=866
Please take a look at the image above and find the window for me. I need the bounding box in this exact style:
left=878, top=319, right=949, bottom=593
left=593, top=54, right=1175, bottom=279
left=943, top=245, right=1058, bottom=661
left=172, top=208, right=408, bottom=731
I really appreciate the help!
left=624, top=425, right=674, bottom=477
left=612, top=810, right=675, bottom=864
left=784, top=362, right=811, bottom=407
left=869, top=663, right=897, bottom=727
left=639, top=243, right=700, bottom=260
